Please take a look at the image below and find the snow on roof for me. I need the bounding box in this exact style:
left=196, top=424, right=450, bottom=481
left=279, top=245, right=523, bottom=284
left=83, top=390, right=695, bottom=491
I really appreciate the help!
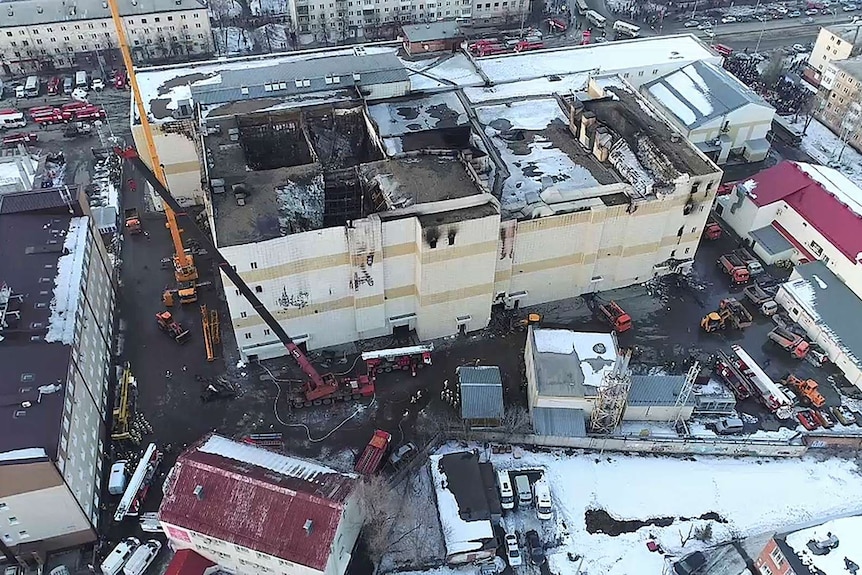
left=463, top=73, right=589, bottom=104
left=532, top=329, right=619, bottom=394
left=399, top=53, right=485, bottom=91
left=784, top=515, right=862, bottom=574
left=781, top=261, right=862, bottom=368
left=474, top=34, right=718, bottom=85
left=475, top=98, right=607, bottom=215
left=647, top=82, right=697, bottom=126
left=45, top=216, right=88, bottom=345
left=794, top=162, right=862, bottom=219
left=0, top=447, right=48, bottom=462
left=198, top=434, right=351, bottom=482
left=135, top=45, right=398, bottom=123
left=367, top=91, right=468, bottom=138
left=429, top=453, right=494, bottom=556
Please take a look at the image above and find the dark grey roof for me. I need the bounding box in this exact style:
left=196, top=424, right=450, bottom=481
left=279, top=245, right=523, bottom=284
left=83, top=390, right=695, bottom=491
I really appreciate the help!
left=0, top=188, right=79, bottom=214
left=437, top=451, right=490, bottom=522
left=628, top=375, right=695, bottom=406
left=401, top=21, right=465, bottom=42
left=459, top=366, right=504, bottom=420
left=192, top=53, right=409, bottom=107
left=532, top=407, right=587, bottom=437
left=787, top=261, right=862, bottom=366
left=749, top=224, right=793, bottom=256
left=2, top=0, right=205, bottom=27
left=643, top=61, right=771, bottom=129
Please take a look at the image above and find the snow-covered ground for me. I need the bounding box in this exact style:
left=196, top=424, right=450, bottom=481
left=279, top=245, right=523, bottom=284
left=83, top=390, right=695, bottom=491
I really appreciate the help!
left=788, top=116, right=862, bottom=184
left=214, top=27, right=254, bottom=55
left=401, top=448, right=862, bottom=575
left=785, top=515, right=862, bottom=573
left=249, top=0, right=288, bottom=14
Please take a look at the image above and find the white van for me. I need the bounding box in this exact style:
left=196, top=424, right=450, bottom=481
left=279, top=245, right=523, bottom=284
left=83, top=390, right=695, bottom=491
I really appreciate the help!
left=533, top=478, right=553, bottom=520
left=108, top=460, right=128, bottom=495
left=497, top=470, right=514, bottom=510
left=514, top=474, right=532, bottom=507
left=100, top=537, right=139, bottom=575
left=122, top=540, right=161, bottom=575
left=0, top=110, right=27, bottom=129
left=75, top=70, right=88, bottom=89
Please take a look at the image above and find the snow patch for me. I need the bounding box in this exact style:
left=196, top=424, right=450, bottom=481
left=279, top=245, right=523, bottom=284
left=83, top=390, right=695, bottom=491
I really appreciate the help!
left=811, top=274, right=828, bottom=290
left=429, top=454, right=494, bottom=555
left=666, top=66, right=714, bottom=117
left=45, top=217, right=88, bottom=345
left=0, top=448, right=48, bottom=462
left=647, top=83, right=697, bottom=126
left=785, top=515, right=862, bottom=574
left=788, top=116, right=862, bottom=184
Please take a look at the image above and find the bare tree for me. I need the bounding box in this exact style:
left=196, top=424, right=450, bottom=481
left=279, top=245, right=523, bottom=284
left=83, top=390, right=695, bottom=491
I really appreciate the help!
left=353, top=475, right=426, bottom=565
left=499, top=406, right=532, bottom=434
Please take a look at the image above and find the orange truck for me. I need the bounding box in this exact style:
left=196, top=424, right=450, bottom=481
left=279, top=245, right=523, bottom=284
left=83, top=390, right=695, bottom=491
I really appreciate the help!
left=768, top=326, right=809, bottom=359
left=717, top=253, right=750, bottom=285
left=783, top=375, right=825, bottom=408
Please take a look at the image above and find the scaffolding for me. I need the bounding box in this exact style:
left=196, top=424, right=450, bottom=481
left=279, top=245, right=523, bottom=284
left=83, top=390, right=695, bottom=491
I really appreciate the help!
left=670, top=361, right=701, bottom=435
left=0, top=283, right=23, bottom=341
left=589, top=349, right=633, bottom=434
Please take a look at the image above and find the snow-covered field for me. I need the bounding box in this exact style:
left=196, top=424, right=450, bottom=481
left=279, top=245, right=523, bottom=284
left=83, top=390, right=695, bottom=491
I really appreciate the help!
left=788, top=116, right=862, bottom=184
left=403, top=448, right=862, bottom=575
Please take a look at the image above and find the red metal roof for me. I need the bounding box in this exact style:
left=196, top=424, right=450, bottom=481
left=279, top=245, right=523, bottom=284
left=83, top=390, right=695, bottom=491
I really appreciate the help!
left=159, top=435, right=356, bottom=571
left=747, top=162, right=862, bottom=262
left=164, top=550, right=215, bottom=575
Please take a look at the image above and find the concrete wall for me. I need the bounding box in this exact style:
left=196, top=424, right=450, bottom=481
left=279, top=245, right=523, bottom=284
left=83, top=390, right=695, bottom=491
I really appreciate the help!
left=131, top=124, right=204, bottom=208
left=323, top=496, right=363, bottom=575
left=623, top=404, right=694, bottom=421
left=162, top=522, right=325, bottom=575
left=686, top=104, right=774, bottom=152
left=0, top=461, right=95, bottom=552
left=224, top=168, right=721, bottom=358
left=465, top=431, right=808, bottom=457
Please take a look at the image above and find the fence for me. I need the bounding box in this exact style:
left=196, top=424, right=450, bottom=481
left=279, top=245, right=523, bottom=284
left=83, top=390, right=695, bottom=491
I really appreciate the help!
left=460, top=430, right=809, bottom=457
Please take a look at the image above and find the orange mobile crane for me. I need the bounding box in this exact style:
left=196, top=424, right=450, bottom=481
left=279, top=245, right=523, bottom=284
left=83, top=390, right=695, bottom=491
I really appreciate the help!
left=106, top=0, right=198, bottom=292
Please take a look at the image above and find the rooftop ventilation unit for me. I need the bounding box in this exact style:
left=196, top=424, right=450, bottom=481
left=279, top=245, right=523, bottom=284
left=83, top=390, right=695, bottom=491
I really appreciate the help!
left=240, top=86, right=249, bottom=95
left=303, top=519, right=313, bottom=535
left=193, top=485, right=204, bottom=500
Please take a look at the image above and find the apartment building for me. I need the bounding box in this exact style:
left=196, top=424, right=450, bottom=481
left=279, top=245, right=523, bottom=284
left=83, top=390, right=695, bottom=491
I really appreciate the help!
left=819, top=55, right=862, bottom=152
left=0, top=187, right=116, bottom=565
left=159, top=435, right=362, bottom=575
left=755, top=515, right=862, bottom=575
left=290, top=0, right=529, bottom=38
left=0, top=0, right=212, bottom=76
left=807, top=26, right=860, bottom=86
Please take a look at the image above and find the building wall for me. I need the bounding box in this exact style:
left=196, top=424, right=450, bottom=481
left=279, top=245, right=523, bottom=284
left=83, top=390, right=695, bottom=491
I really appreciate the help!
left=754, top=538, right=796, bottom=575
left=131, top=125, right=204, bottom=207
left=685, top=105, right=774, bottom=151
left=291, top=0, right=524, bottom=37
left=55, top=215, right=115, bottom=529
left=162, top=502, right=360, bottom=575
left=623, top=404, right=694, bottom=421
left=808, top=27, right=855, bottom=81
left=819, top=66, right=862, bottom=153
left=775, top=284, right=862, bottom=389
left=224, top=171, right=719, bottom=358
left=0, top=6, right=212, bottom=75
left=0, top=461, right=95, bottom=553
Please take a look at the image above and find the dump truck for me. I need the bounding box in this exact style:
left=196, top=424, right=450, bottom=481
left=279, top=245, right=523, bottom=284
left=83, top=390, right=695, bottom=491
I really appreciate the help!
left=155, top=311, right=190, bottom=344
left=768, top=326, right=809, bottom=359
left=783, top=374, right=826, bottom=408
left=355, top=430, right=391, bottom=475
left=717, top=253, right=750, bottom=284
left=732, top=247, right=764, bottom=276
left=124, top=208, right=142, bottom=234
left=599, top=301, right=632, bottom=333
left=703, top=222, right=722, bottom=240
left=743, top=283, right=778, bottom=316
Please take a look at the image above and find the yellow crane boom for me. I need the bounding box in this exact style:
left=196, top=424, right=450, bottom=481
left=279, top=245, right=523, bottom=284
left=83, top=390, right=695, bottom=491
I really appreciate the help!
left=107, top=0, right=197, bottom=283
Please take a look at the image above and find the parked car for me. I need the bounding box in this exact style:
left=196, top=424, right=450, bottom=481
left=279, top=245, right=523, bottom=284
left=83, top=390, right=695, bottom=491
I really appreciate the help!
left=92, top=77, right=105, bottom=91
left=792, top=43, right=807, bottom=52
left=505, top=533, right=522, bottom=567
left=684, top=19, right=700, bottom=27
left=814, top=409, right=836, bottom=428
left=789, top=9, right=802, bottom=15
left=778, top=384, right=799, bottom=406
left=714, top=417, right=744, bottom=435
left=525, top=530, right=545, bottom=566
left=698, top=21, right=712, bottom=29
left=844, top=4, right=857, bottom=10
left=831, top=405, right=856, bottom=426
left=71, top=88, right=89, bottom=102
left=721, top=15, right=737, bottom=22
left=797, top=409, right=820, bottom=430
left=47, top=76, right=62, bottom=95
left=755, top=13, right=770, bottom=21
left=388, top=442, right=417, bottom=468
left=674, top=551, right=707, bottom=575
left=805, top=8, right=820, bottom=14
